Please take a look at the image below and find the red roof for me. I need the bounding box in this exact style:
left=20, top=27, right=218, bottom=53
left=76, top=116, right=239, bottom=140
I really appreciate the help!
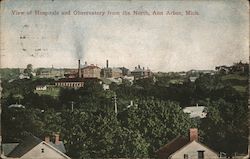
left=155, top=136, right=190, bottom=159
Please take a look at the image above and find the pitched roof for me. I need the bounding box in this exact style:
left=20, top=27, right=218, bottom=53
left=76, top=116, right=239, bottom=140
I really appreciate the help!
left=183, top=106, right=207, bottom=118
left=2, top=143, right=19, bottom=156
left=8, top=135, right=42, bottom=158
left=8, top=104, right=25, bottom=109
left=7, top=135, right=69, bottom=158
left=49, top=141, right=66, bottom=153
left=155, top=136, right=189, bottom=159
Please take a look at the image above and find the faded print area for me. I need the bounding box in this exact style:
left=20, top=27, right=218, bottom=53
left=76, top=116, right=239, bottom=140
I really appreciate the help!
left=0, top=0, right=248, bottom=72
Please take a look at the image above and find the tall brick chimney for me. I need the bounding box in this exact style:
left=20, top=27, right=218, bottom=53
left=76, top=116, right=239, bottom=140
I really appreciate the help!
left=78, top=59, right=81, bottom=78
left=55, top=133, right=60, bottom=145
left=106, top=59, right=109, bottom=68
left=189, top=128, right=198, bottom=141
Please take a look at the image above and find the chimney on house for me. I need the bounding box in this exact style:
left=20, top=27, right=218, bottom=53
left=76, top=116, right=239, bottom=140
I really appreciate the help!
left=44, top=136, right=50, bottom=143
left=138, top=65, right=141, bottom=69
left=106, top=60, right=109, bottom=68
left=55, top=133, right=60, bottom=145
left=189, top=128, right=198, bottom=141
left=78, top=59, right=81, bottom=78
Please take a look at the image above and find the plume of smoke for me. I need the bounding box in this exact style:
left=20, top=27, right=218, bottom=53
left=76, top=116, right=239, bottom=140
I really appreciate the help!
left=72, top=23, right=84, bottom=60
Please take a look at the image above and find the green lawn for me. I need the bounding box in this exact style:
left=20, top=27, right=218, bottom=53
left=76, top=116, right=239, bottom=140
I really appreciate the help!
left=221, top=74, right=248, bottom=81
left=233, top=85, right=247, bottom=93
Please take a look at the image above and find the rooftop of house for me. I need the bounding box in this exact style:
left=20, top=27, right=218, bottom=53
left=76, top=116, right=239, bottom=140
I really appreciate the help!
left=156, top=128, right=218, bottom=159
left=8, top=104, right=25, bottom=109
left=2, top=143, right=19, bottom=156
left=5, top=134, right=67, bottom=158
left=7, top=135, right=42, bottom=158
left=48, top=141, right=66, bottom=153
left=156, top=136, right=190, bottom=159
left=183, top=105, right=207, bottom=118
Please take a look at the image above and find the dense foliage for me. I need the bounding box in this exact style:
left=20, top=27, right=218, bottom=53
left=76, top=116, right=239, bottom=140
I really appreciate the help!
left=1, top=70, right=248, bottom=158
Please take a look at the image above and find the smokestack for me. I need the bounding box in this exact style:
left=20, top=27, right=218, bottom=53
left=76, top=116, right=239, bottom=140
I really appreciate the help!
left=45, top=136, right=50, bottom=143
left=189, top=128, right=198, bottom=141
left=106, top=60, right=109, bottom=68
left=55, top=133, right=60, bottom=145
left=78, top=59, right=81, bottom=78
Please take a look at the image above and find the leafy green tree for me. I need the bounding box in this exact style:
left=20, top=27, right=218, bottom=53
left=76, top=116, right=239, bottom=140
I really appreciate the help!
left=113, top=127, right=149, bottom=158
left=24, top=64, right=33, bottom=78
left=41, top=109, right=62, bottom=135
left=200, top=99, right=248, bottom=156
left=2, top=108, right=44, bottom=142
left=118, top=98, right=194, bottom=156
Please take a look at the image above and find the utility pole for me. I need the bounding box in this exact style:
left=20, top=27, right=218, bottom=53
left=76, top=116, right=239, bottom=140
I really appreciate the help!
left=71, top=101, right=74, bottom=112
left=113, top=94, right=117, bottom=115
left=248, top=51, right=250, bottom=158
left=0, top=78, right=2, bottom=156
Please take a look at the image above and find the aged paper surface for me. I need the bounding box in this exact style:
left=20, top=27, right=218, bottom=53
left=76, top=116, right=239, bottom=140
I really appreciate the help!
left=0, top=0, right=249, bottom=158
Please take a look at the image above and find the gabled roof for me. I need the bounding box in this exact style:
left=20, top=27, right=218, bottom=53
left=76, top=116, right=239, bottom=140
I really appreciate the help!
left=156, top=136, right=219, bottom=159
left=8, top=135, right=42, bottom=158
left=169, top=140, right=218, bottom=158
left=156, top=136, right=189, bottom=159
left=42, top=141, right=70, bottom=159
left=7, top=135, right=70, bottom=158
left=49, top=141, right=66, bottom=153
left=2, top=143, right=19, bottom=156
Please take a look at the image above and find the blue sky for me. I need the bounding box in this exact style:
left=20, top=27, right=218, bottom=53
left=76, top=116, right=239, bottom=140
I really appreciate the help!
left=0, top=0, right=248, bottom=72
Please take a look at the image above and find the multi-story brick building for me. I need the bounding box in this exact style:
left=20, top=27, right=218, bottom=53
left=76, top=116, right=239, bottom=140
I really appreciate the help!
left=81, top=64, right=101, bottom=79
left=55, top=78, right=84, bottom=88
left=131, top=65, right=153, bottom=79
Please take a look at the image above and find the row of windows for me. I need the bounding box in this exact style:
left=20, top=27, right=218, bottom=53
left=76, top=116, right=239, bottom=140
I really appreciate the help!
left=184, top=151, right=204, bottom=159
left=56, top=82, right=84, bottom=87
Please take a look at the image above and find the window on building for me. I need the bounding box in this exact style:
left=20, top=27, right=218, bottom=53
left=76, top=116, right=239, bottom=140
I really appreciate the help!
left=198, top=150, right=204, bottom=159
left=184, top=154, right=188, bottom=159
left=41, top=148, right=44, bottom=153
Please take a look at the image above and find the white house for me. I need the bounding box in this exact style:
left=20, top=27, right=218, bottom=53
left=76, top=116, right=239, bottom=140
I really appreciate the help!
left=19, top=74, right=30, bottom=79
left=183, top=105, right=207, bottom=118
left=35, top=85, right=47, bottom=91
left=5, top=134, right=70, bottom=159
left=156, top=128, right=219, bottom=159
